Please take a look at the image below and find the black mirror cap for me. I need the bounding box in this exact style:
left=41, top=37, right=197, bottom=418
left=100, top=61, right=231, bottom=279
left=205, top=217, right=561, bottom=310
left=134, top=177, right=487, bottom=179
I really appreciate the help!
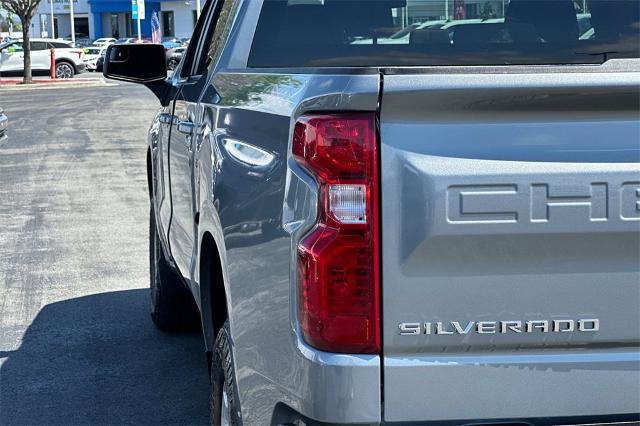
left=103, top=43, right=167, bottom=84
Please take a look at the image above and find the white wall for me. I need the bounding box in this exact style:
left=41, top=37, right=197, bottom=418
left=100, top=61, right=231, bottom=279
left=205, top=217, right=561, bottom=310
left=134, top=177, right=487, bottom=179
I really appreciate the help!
left=160, top=1, right=197, bottom=38
left=33, top=0, right=90, bottom=39
left=32, top=14, right=70, bottom=38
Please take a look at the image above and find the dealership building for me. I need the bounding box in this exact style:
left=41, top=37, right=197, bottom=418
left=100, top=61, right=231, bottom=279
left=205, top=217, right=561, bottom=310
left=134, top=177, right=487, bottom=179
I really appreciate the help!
left=31, top=0, right=198, bottom=40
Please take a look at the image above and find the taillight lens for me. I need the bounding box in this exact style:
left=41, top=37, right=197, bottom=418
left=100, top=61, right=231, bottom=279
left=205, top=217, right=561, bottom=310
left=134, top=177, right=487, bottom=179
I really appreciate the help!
left=293, top=114, right=380, bottom=354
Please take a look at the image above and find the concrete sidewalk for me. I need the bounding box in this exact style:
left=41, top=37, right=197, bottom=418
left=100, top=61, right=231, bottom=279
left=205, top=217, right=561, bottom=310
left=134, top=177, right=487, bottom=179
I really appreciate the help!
left=0, top=76, right=113, bottom=90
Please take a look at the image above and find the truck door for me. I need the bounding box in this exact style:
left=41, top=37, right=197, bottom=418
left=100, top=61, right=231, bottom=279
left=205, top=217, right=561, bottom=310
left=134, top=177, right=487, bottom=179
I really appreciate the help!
left=166, top=0, right=218, bottom=279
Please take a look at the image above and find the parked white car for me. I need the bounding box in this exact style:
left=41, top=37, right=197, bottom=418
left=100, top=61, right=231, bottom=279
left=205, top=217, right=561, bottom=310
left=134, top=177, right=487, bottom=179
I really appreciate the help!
left=82, top=46, right=106, bottom=71
left=92, top=38, right=116, bottom=47
left=0, top=39, right=86, bottom=78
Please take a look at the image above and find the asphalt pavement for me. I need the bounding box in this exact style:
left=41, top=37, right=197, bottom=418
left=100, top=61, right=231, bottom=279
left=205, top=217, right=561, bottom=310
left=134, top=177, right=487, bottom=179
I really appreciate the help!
left=0, top=83, right=210, bottom=425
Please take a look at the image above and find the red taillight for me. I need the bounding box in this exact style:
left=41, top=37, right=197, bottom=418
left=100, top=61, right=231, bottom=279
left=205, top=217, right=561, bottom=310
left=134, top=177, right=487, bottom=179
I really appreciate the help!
left=293, top=113, right=380, bottom=354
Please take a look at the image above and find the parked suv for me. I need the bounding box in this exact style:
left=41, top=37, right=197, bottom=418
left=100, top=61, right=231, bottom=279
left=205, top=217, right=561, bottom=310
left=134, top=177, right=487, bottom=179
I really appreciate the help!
left=0, top=39, right=85, bottom=78
left=103, top=0, right=640, bottom=424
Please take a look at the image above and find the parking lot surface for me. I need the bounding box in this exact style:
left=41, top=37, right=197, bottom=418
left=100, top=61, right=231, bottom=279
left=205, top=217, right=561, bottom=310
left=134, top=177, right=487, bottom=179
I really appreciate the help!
left=0, top=84, right=209, bottom=425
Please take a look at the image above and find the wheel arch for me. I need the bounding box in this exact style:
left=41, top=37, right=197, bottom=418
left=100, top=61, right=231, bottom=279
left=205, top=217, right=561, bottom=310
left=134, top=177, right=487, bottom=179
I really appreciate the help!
left=199, top=230, right=229, bottom=355
left=55, top=58, right=76, bottom=72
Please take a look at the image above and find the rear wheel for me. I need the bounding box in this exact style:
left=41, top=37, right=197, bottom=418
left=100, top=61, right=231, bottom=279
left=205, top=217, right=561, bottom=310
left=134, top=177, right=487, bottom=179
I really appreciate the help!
left=210, top=320, right=242, bottom=426
left=55, top=61, right=75, bottom=79
left=149, top=205, right=199, bottom=331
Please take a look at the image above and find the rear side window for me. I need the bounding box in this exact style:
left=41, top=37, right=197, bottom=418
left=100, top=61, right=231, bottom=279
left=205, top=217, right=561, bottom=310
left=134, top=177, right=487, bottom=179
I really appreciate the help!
left=51, top=42, right=72, bottom=48
left=31, top=42, right=49, bottom=51
left=248, top=0, right=640, bottom=67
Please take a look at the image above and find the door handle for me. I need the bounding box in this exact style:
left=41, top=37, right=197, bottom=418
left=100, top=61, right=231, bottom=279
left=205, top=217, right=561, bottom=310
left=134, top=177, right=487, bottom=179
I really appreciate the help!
left=158, top=112, right=175, bottom=125
left=177, top=120, right=196, bottom=135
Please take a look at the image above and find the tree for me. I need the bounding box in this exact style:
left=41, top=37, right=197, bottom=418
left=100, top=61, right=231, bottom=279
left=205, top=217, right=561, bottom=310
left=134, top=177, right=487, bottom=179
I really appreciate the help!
left=0, top=0, right=43, bottom=83
left=0, top=13, right=17, bottom=32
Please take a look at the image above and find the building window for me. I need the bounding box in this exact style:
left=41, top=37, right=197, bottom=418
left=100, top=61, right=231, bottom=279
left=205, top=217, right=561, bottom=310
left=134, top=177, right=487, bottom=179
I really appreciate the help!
left=162, top=11, right=174, bottom=37
left=126, top=13, right=135, bottom=37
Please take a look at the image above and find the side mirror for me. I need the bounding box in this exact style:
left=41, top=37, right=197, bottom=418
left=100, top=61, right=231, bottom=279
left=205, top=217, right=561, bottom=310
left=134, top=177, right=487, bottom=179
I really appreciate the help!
left=103, top=43, right=166, bottom=83
left=103, top=43, right=171, bottom=104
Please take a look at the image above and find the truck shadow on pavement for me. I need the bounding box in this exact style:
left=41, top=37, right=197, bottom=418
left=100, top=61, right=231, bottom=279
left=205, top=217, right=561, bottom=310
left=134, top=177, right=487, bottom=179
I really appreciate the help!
left=0, top=289, right=209, bottom=425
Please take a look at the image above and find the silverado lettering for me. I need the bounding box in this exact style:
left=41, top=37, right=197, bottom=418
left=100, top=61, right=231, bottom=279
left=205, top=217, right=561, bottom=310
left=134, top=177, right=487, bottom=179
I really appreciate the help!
left=398, top=319, right=600, bottom=335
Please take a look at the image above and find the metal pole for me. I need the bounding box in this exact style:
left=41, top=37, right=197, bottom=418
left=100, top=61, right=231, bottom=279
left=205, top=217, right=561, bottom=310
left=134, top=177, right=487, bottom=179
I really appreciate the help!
left=137, top=16, right=141, bottom=41
left=69, top=0, right=75, bottom=44
left=444, top=0, right=449, bottom=20
left=195, top=0, right=201, bottom=19
left=49, top=0, right=55, bottom=38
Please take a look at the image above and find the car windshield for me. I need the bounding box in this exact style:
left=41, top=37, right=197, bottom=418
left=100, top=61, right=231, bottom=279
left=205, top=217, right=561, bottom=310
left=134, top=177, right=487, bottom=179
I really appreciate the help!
left=249, top=0, right=640, bottom=67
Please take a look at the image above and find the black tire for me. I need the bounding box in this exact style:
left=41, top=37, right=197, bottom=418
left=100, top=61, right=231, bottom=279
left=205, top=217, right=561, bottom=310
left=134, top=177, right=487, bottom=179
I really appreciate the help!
left=149, top=205, right=200, bottom=331
left=55, top=61, right=75, bottom=79
left=210, top=320, right=242, bottom=426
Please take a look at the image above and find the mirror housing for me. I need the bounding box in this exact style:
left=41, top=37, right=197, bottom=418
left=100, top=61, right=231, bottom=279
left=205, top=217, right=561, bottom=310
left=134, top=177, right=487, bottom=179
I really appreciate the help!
left=103, top=44, right=170, bottom=104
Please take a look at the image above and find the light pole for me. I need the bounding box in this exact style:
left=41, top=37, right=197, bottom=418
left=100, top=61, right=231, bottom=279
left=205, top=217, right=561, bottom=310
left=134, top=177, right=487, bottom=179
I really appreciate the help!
left=195, top=0, right=200, bottom=19
left=49, top=0, right=55, bottom=38
left=69, top=0, right=75, bottom=44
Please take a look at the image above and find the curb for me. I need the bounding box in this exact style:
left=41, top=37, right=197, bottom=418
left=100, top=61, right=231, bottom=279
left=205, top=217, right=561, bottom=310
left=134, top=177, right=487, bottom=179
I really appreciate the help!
left=0, top=79, right=116, bottom=91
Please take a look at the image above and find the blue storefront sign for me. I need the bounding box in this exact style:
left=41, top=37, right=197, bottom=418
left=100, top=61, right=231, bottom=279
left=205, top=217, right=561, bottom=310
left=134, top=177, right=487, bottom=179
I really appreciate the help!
left=131, top=0, right=145, bottom=20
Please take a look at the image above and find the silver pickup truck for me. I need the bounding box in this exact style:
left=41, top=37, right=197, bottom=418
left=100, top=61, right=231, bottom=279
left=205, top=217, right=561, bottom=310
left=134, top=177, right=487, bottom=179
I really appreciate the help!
left=103, top=0, right=640, bottom=424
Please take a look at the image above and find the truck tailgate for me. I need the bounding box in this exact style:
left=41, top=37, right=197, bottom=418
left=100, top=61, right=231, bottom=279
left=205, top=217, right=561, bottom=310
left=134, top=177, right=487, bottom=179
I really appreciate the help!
left=380, top=66, right=640, bottom=422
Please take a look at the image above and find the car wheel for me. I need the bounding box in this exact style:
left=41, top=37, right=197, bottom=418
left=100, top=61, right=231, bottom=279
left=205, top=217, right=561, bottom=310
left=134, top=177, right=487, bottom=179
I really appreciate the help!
left=149, top=205, right=200, bottom=331
left=55, top=61, right=75, bottom=79
left=167, top=59, right=178, bottom=70
left=210, top=320, right=242, bottom=426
